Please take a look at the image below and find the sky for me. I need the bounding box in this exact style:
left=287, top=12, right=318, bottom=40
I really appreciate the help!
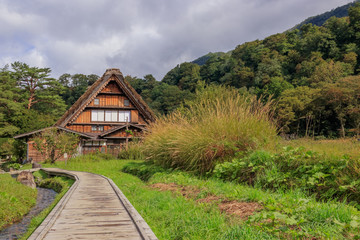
left=0, top=0, right=355, bottom=80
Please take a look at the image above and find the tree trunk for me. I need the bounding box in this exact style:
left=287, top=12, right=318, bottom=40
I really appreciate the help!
left=50, top=149, right=55, bottom=163
left=27, top=92, right=35, bottom=109
left=340, top=120, right=346, bottom=138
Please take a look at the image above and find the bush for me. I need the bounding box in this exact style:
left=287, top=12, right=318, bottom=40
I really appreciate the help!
left=213, top=147, right=360, bottom=204
left=38, top=178, right=64, bottom=193
left=122, top=161, right=165, bottom=181
left=143, top=85, right=278, bottom=174
left=1, top=161, right=21, bottom=171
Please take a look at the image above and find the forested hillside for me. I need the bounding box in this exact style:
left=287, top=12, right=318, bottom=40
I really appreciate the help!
left=127, top=3, right=360, bottom=138
left=294, top=0, right=359, bottom=29
left=1, top=3, right=360, bottom=160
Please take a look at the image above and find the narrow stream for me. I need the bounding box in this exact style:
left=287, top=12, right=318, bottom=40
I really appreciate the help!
left=0, top=187, right=57, bottom=240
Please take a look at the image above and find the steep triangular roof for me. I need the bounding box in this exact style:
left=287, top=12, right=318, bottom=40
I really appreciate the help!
left=56, top=68, right=156, bottom=127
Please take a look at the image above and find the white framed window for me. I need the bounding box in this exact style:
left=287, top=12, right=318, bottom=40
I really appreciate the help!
left=94, top=98, right=100, bottom=105
left=124, top=99, right=130, bottom=106
left=91, top=110, right=104, bottom=121
left=119, top=110, right=131, bottom=122
left=105, top=110, right=118, bottom=122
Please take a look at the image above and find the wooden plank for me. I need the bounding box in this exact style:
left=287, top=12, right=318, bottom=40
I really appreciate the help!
left=131, top=110, right=139, bottom=123
left=28, top=169, right=157, bottom=240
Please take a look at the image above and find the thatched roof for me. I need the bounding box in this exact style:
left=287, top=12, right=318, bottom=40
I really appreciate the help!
left=56, top=68, right=156, bottom=127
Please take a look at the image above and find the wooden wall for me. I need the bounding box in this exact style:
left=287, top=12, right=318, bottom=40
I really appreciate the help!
left=101, top=81, right=122, bottom=93
left=74, top=110, right=91, bottom=123
left=88, top=95, right=134, bottom=108
left=28, top=141, right=68, bottom=163
left=66, top=125, right=113, bottom=133
left=28, top=141, right=44, bottom=162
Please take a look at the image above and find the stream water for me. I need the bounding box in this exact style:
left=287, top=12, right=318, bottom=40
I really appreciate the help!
left=0, top=187, right=57, bottom=240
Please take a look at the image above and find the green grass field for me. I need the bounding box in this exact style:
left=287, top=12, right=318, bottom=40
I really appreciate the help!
left=42, top=155, right=360, bottom=239
left=283, top=138, right=360, bottom=159
left=0, top=174, right=37, bottom=231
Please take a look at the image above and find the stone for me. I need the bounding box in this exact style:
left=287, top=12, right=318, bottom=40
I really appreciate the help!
left=17, top=171, right=36, bottom=189
left=32, top=162, right=42, bottom=168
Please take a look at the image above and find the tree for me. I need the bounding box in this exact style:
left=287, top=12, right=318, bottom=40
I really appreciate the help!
left=163, top=62, right=201, bottom=92
left=348, top=2, right=360, bottom=42
left=0, top=66, right=24, bottom=137
left=59, top=73, right=99, bottom=107
left=276, top=86, right=321, bottom=136
left=321, top=79, right=357, bottom=138
left=310, top=60, right=351, bottom=85
left=11, top=62, right=66, bottom=114
left=149, top=83, right=193, bottom=115
left=32, top=128, right=79, bottom=163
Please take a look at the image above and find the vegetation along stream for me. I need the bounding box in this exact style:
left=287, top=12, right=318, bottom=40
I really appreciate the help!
left=0, top=187, right=57, bottom=240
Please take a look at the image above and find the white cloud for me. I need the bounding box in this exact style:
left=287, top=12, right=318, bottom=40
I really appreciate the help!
left=0, top=0, right=354, bottom=79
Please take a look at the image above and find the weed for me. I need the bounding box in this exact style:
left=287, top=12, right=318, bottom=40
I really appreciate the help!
left=144, top=85, right=278, bottom=174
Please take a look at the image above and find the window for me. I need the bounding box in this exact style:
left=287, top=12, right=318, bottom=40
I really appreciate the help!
left=105, top=110, right=118, bottom=122
left=91, top=110, right=104, bottom=121
left=119, top=110, right=131, bottom=122
left=124, top=99, right=130, bottom=106
left=94, top=98, right=100, bottom=105
left=92, top=110, right=130, bottom=122
left=91, top=126, right=104, bottom=132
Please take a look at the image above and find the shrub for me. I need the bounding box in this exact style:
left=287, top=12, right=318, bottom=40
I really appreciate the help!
left=122, top=161, right=165, bottom=181
left=213, top=147, right=360, bottom=204
left=143, top=85, right=278, bottom=174
left=38, top=178, right=64, bottom=193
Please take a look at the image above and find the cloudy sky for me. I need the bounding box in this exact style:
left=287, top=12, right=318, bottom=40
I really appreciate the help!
left=0, top=0, right=354, bottom=80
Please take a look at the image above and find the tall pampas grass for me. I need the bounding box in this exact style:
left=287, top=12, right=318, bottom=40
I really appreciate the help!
left=143, top=85, right=278, bottom=173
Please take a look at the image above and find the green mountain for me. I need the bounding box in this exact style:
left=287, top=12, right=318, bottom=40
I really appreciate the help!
left=129, top=2, right=360, bottom=138
left=293, top=0, right=359, bottom=29
left=192, top=52, right=228, bottom=66
left=193, top=1, right=359, bottom=68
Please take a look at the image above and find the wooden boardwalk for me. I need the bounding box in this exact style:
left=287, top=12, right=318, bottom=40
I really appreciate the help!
left=29, top=168, right=157, bottom=240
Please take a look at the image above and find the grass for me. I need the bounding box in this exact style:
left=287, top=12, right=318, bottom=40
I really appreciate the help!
left=0, top=174, right=37, bottom=231
left=41, top=156, right=275, bottom=239
left=283, top=138, right=360, bottom=159
left=19, top=173, right=74, bottom=240
left=36, top=155, right=360, bottom=239
left=143, top=85, right=278, bottom=173
left=132, top=162, right=360, bottom=239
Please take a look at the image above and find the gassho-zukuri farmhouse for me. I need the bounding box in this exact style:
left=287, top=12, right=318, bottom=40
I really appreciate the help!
left=14, top=68, right=156, bottom=162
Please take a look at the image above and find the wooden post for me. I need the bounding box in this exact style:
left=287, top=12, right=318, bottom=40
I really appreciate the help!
left=125, top=117, right=129, bottom=150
